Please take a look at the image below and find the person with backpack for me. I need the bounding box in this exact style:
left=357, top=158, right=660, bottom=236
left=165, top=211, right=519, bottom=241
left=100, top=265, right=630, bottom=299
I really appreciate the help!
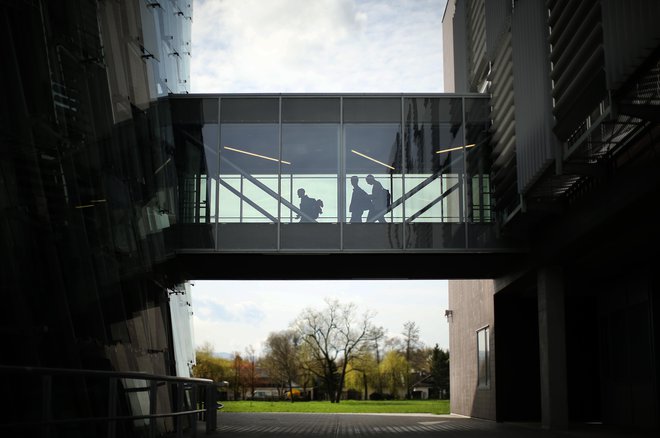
left=295, top=188, right=322, bottom=222
left=365, top=174, right=388, bottom=223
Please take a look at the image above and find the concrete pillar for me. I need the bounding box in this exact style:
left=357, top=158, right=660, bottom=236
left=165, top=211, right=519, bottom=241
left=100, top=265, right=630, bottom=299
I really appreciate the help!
left=537, top=266, right=568, bottom=429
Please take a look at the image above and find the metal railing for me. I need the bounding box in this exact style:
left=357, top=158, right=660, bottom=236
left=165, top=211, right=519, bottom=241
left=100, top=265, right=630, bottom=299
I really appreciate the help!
left=0, top=365, right=219, bottom=437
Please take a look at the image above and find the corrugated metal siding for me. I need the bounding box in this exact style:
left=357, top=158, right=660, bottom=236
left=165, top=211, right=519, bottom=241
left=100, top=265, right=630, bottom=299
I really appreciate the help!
left=484, top=0, right=512, bottom=61
left=452, top=0, right=470, bottom=93
left=512, top=0, right=557, bottom=194
left=466, top=0, right=488, bottom=90
left=490, top=31, right=518, bottom=218
left=601, top=0, right=660, bottom=91
left=548, top=0, right=606, bottom=140
left=442, top=0, right=457, bottom=92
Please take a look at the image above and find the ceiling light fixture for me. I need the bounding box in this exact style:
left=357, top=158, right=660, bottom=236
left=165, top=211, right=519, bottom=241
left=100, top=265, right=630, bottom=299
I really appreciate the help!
left=435, top=144, right=476, bottom=154
left=224, top=146, right=291, bottom=165
left=154, top=157, right=172, bottom=174
left=351, top=149, right=395, bottom=170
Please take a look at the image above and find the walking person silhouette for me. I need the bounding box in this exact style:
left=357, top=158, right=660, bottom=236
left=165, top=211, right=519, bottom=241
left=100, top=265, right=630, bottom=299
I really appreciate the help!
left=365, top=174, right=388, bottom=223
left=348, top=176, right=371, bottom=223
left=295, top=188, right=322, bottom=222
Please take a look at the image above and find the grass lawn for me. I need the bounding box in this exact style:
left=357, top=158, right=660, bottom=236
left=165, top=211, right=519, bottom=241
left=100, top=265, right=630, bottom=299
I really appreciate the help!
left=219, top=399, right=450, bottom=415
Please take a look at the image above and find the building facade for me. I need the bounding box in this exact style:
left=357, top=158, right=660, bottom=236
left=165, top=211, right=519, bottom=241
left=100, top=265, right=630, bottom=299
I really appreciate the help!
left=0, top=1, right=199, bottom=436
left=2, top=0, right=659, bottom=436
left=444, top=0, right=660, bottom=431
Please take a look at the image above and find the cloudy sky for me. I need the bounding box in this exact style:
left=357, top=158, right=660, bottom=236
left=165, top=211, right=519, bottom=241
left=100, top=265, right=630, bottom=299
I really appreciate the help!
left=191, top=280, right=449, bottom=356
left=188, top=0, right=450, bottom=357
left=191, top=0, right=446, bottom=93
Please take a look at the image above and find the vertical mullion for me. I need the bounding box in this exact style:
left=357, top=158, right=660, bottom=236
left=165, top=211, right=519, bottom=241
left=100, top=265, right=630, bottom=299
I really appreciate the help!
left=461, top=96, right=468, bottom=248
left=277, top=96, right=282, bottom=250
left=339, top=96, right=344, bottom=249
left=401, top=96, right=406, bottom=247
left=214, top=98, right=221, bottom=248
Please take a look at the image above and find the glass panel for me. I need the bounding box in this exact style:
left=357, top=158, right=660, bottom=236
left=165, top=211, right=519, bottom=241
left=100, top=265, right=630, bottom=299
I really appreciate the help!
left=343, top=101, right=403, bottom=249
left=220, top=98, right=279, bottom=123
left=465, top=97, right=492, bottom=223
left=172, top=98, right=218, bottom=249
left=464, top=97, right=500, bottom=249
left=282, top=98, right=340, bottom=123
left=218, top=98, right=279, bottom=250
left=280, top=121, right=340, bottom=249
left=343, top=97, right=401, bottom=123
left=403, top=97, right=466, bottom=249
left=218, top=124, right=279, bottom=220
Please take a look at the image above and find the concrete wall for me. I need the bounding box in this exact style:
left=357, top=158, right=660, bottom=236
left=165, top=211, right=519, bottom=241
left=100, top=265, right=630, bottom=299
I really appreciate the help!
left=448, top=279, right=496, bottom=420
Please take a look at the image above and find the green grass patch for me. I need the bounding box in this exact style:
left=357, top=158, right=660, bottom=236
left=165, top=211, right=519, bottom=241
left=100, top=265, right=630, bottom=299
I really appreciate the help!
left=219, top=399, right=449, bottom=415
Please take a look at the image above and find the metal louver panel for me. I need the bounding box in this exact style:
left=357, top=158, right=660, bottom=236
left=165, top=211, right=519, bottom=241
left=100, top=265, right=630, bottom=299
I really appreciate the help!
left=548, top=0, right=606, bottom=140
left=601, top=0, right=660, bottom=91
left=489, top=31, right=519, bottom=219
left=466, top=0, right=488, bottom=91
left=512, top=0, right=557, bottom=194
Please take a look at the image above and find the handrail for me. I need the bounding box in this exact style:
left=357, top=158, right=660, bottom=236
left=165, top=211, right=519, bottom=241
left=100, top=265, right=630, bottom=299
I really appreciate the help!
left=0, top=365, right=219, bottom=437
left=0, top=364, right=213, bottom=383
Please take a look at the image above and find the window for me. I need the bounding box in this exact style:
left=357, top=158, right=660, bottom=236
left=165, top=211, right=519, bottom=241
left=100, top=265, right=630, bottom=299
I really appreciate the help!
left=477, top=326, right=490, bottom=389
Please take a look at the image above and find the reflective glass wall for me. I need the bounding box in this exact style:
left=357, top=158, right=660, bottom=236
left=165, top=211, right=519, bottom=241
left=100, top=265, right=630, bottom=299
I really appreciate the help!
left=171, top=95, right=497, bottom=251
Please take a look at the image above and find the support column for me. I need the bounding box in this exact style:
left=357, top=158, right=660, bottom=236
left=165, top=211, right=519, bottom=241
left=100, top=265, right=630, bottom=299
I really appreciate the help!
left=537, top=266, right=568, bottom=429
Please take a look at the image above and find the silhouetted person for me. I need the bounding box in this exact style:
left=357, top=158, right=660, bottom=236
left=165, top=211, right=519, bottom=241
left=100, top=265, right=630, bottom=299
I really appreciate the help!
left=349, top=176, right=371, bottom=223
left=366, top=174, right=387, bottom=223
left=295, top=188, right=321, bottom=222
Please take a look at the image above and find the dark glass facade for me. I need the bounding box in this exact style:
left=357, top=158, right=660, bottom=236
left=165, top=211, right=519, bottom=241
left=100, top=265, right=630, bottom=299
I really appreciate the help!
left=0, top=1, right=197, bottom=436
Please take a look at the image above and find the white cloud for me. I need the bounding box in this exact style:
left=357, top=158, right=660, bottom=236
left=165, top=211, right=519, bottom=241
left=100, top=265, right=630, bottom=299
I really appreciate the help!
left=191, top=280, right=449, bottom=356
left=191, top=0, right=446, bottom=93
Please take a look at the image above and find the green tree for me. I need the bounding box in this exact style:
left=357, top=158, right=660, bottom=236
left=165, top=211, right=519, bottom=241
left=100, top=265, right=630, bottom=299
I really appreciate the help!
left=345, top=345, right=378, bottom=400
left=380, top=350, right=407, bottom=398
left=430, top=344, right=450, bottom=399
left=262, top=330, right=300, bottom=402
left=192, top=342, right=231, bottom=383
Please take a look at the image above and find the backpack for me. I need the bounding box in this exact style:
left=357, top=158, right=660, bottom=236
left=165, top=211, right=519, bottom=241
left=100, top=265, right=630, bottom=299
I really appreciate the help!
left=311, top=198, right=323, bottom=219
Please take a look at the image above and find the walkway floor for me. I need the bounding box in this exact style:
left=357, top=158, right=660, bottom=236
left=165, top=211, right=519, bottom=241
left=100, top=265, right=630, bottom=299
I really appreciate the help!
left=203, top=412, right=657, bottom=438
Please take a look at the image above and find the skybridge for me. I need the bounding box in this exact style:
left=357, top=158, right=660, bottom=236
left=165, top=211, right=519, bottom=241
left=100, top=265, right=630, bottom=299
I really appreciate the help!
left=155, top=94, right=526, bottom=280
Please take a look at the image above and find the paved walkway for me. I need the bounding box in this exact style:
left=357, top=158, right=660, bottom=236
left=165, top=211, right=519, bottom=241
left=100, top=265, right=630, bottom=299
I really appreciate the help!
left=204, top=412, right=657, bottom=438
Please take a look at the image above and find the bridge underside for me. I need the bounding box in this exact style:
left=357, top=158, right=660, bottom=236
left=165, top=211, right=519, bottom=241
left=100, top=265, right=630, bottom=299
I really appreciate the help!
left=160, top=250, right=526, bottom=281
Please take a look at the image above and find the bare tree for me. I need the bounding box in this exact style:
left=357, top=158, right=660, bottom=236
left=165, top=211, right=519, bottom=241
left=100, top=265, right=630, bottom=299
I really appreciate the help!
left=263, top=330, right=300, bottom=402
left=244, top=345, right=257, bottom=399
left=370, top=326, right=387, bottom=394
left=232, top=352, right=242, bottom=399
left=402, top=321, right=421, bottom=398
left=293, top=297, right=375, bottom=403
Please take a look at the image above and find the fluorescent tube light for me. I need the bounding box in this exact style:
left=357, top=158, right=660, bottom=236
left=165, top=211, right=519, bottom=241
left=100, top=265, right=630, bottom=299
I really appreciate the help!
left=435, top=144, right=476, bottom=154
left=154, top=157, right=172, bottom=175
left=351, top=149, right=395, bottom=170
left=224, top=146, right=291, bottom=165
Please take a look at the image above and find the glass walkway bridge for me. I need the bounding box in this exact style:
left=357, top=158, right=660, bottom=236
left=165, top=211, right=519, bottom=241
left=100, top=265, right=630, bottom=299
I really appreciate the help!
left=154, top=94, right=525, bottom=280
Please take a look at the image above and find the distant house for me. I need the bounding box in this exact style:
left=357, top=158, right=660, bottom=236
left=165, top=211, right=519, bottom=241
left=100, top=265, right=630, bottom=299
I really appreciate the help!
left=243, top=366, right=307, bottom=401
left=411, top=373, right=440, bottom=400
